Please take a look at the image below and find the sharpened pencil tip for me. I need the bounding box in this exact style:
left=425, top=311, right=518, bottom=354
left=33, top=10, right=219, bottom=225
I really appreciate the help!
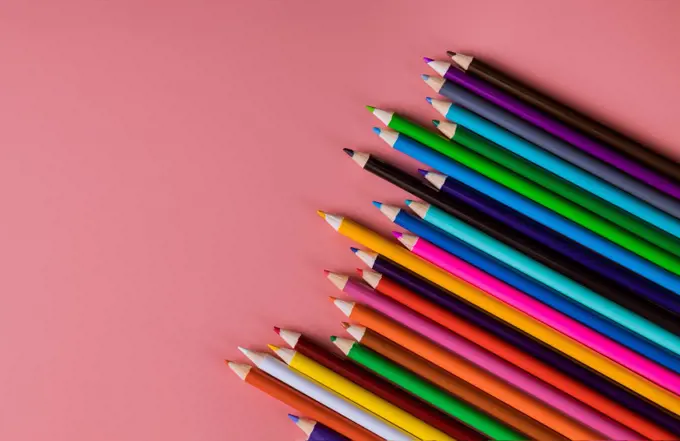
left=341, top=322, right=350, bottom=329
left=267, top=344, right=280, bottom=352
left=330, top=335, right=337, bottom=342
left=365, top=105, right=375, bottom=113
left=392, top=231, right=403, bottom=239
left=350, top=247, right=359, bottom=254
left=372, top=201, right=382, bottom=209
left=447, top=50, right=456, bottom=57
left=288, top=414, right=299, bottom=423
left=223, top=359, right=230, bottom=366
left=426, top=97, right=433, bottom=104
left=423, top=57, right=434, bottom=63
left=328, top=296, right=337, bottom=303
left=273, top=326, right=280, bottom=335
left=432, top=119, right=440, bottom=127
left=405, top=199, right=414, bottom=206
left=372, top=127, right=381, bottom=135
left=316, top=210, right=326, bottom=219
left=323, top=269, right=330, bottom=276
left=421, top=74, right=430, bottom=81
left=417, top=169, right=428, bottom=176
left=356, top=268, right=364, bottom=275
left=343, top=148, right=354, bottom=157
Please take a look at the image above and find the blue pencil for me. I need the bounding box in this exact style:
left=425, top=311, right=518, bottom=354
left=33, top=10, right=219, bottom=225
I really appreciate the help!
left=372, top=127, right=680, bottom=295
left=423, top=75, right=680, bottom=238
left=289, top=415, right=350, bottom=441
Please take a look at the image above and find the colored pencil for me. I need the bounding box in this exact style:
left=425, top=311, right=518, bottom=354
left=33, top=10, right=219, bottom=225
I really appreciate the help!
left=358, top=266, right=676, bottom=440
left=371, top=108, right=680, bottom=277
left=427, top=57, right=680, bottom=202
left=289, top=415, right=350, bottom=441
left=404, top=199, right=680, bottom=356
left=270, top=344, right=454, bottom=441
left=414, top=166, right=680, bottom=316
left=317, top=211, right=680, bottom=414
left=326, top=272, right=635, bottom=439
left=428, top=115, right=680, bottom=257
left=238, top=348, right=414, bottom=440
left=330, top=334, right=544, bottom=441
left=225, top=362, right=382, bottom=441
left=273, top=328, right=482, bottom=441
left=374, top=204, right=680, bottom=373
left=448, top=51, right=680, bottom=182
left=344, top=149, right=677, bottom=312
left=353, top=249, right=680, bottom=436
left=393, top=228, right=680, bottom=393
left=369, top=124, right=680, bottom=292
left=423, top=74, right=680, bottom=233
left=330, top=298, right=600, bottom=440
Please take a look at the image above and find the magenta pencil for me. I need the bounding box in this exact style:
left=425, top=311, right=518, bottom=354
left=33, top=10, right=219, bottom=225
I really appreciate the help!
left=394, top=231, right=680, bottom=395
left=324, top=271, right=638, bottom=440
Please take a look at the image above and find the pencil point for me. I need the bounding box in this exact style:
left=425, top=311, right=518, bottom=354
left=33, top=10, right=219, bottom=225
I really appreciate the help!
left=447, top=50, right=456, bottom=57
left=392, top=231, right=403, bottom=239
left=341, top=322, right=350, bottom=329
left=316, top=210, right=326, bottom=219
left=356, top=267, right=364, bottom=275
left=323, top=269, right=330, bottom=276
left=350, top=247, right=359, bottom=254
left=343, top=148, right=354, bottom=157
left=418, top=169, right=428, bottom=176
left=426, top=97, right=432, bottom=104
left=267, top=344, right=280, bottom=352
left=330, top=335, right=337, bottom=342
left=365, top=105, right=375, bottom=113
left=421, top=74, right=430, bottom=81
left=432, top=119, right=440, bottom=127
left=328, top=296, right=337, bottom=303
left=372, top=201, right=382, bottom=208
left=372, top=127, right=381, bottom=135
left=423, top=57, right=434, bottom=63
left=273, top=326, right=280, bottom=335
left=288, top=414, right=299, bottom=423
left=405, top=199, right=414, bottom=206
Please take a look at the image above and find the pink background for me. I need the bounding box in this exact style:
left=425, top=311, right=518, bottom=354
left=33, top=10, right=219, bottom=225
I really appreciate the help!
left=1, top=1, right=680, bottom=440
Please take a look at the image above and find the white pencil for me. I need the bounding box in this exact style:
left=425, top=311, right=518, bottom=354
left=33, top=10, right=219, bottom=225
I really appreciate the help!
left=238, top=347, right=414, bottom=441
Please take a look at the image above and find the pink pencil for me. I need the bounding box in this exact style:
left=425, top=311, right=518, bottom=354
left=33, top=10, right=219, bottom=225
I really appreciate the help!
left=395, top=231, right=680, bottom=396
left=324, top=271, right=637, bottom=440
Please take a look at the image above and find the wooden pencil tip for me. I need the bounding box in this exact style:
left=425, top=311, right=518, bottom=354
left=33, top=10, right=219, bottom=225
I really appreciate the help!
left=273, top=326, right=280, bottom=335
left=447, top=50, right=456, bottom=57
left=316, top=210, right=326, bottom=219
left=323, top=269, right=330, bottom=276
left=267, top=344, right=280, bottom=352
left=328, top=296, right=337, bottom=303
left=356, top=268, right=364, bottom=275
left=341, top=322, right=350, bottom=329
left=365, top=105, right=375, bottom=113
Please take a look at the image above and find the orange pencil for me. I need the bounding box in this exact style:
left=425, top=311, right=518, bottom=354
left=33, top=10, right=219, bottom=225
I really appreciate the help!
left=331, top=298, right=600, bottom=440
left=225, top=361, right=383, bottom=441
left=360, top=268, right=673, bottom=440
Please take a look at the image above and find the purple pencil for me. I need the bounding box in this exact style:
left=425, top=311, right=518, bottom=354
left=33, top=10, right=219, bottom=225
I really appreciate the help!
left=424, top=58, right=680, bottom=202
left=289, top=414, right=350, bottom=441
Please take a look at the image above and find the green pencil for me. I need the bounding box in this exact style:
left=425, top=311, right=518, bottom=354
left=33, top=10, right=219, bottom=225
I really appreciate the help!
left=331, top=336, right=524, bottom=441
left=433, top=119, right=680, bottom=258
left=368, top=106, right=680, bottom=276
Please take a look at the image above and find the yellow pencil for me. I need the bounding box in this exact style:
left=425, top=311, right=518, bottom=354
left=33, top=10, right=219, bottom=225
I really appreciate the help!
left=269, top=344, right=455, bottom=441
left=317, top=210, right=680, bottom=416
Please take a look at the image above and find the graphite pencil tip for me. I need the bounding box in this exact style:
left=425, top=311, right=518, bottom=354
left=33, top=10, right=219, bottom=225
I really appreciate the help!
left=372, top=127, right=381, bottom=135
left=273, top=326, right=281, bottom=335
left=423, top=56, right=434, bottom=63
left=372, top=201, right=382, bottom=209
left=392, top=231, right=403, bottom=239
left=288, top=414, right=299, bottom=423
left=343, top=148, right=354, bottom=157
left=350, top=247, right=359, bottom=253
left=365, top=105, right=375, bottom=113
left=421, top=74, right=430, bottom=81
left=447, top=50, right=456, bottom=57
left=432, top=119, right=440, bottom=127
left=417, top=169, right=428, bottom=176
left=425, top=97, right=433, bottom=104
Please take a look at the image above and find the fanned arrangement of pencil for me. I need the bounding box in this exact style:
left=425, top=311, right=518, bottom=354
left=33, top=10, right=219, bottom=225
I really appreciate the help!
left=226, top=51, right=680, bottom=441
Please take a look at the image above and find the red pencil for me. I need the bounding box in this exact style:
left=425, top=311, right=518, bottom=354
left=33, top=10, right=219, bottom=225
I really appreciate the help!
left=274, top=327, right=486, bottom=441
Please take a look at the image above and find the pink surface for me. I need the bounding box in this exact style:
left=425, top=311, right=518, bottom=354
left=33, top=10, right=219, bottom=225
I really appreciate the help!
left=1, top=1, right=680, bottom=440
left=339, top=277, right=635, bottom=439
left=408, top=234, right=680, bottom=394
